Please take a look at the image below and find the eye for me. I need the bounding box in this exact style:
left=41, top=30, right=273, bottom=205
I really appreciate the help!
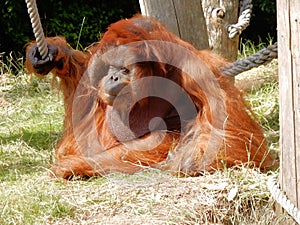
left=120, top=67, right=130, bottom=74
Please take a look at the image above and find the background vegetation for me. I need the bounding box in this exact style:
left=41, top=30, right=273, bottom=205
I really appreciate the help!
left=0, top=0, right=139, bottom=56
left=242, top=0, right=277, bottom=44
left=1, top=0, right=276, bottom=57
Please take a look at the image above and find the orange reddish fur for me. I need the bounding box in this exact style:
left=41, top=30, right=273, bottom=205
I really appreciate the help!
left=25, top=15, right=275, bottom=178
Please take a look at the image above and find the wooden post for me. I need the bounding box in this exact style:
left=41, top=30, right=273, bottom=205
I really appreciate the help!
left=277, top=0, right=300, bottom=215
left=139, top=0, right=209, bottom=50
left=201, top=0, right=239, bottom=61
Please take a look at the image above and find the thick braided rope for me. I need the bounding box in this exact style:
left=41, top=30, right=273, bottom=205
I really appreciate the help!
left=268, top=174, right=300, bottom=224
left=221, top=42, right=278, bottom=76
left=25, top=0, right=48, bottom=59
left=227, top=0, right=253, bottom=39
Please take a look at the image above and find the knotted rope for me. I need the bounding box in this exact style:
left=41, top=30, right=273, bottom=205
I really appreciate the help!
left=268, top=174, right=300, bottom=224
left=221, top=42, right=278, bottom=76
left=227, top=0, right=253, bottom=39
left=25, top=0, right=48, bottom=59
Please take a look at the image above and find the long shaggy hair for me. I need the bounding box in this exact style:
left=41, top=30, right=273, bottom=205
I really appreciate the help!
left=25, top=15, right=276, bottom=178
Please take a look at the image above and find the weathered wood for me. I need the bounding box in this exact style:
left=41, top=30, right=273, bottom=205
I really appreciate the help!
left=277, top=0, right=300, bottom=213
left=139, top=0, right=209, bottom=50
left=202, top=0, right=239, bottom=61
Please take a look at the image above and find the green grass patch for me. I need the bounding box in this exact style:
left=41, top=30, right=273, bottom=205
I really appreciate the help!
left=0, top=69, right=64, bottom=181
left=0, top=177, right=76, bottom=224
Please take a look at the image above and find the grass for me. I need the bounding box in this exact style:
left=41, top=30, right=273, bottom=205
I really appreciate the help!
left=0, top=47, right=289, bottom=224
left=0, top=61, right=64, bottom=181
left=235, top=40, right=279, bottom=153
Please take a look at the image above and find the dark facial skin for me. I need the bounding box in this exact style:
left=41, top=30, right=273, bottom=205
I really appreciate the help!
left=100, top=65, right=131, bottom=105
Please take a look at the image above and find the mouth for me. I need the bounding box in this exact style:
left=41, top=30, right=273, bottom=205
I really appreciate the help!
left=101, top=91, right=132, bottom=107
left=102, top=93, right=116, bottom=105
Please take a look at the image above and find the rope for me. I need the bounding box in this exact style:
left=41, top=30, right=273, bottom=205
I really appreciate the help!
left=227, top=0, right=253, bottom=39
left=221, top=42, right=278, bottom=76
left=268, top=174, right=300, bottom=224
left=25, top=0, right=48, bottom=59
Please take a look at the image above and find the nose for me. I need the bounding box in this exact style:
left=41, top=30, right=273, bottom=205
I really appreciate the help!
left=110, top=74, right=120, bottom=82
left=104, top=73, right=127, bottom=96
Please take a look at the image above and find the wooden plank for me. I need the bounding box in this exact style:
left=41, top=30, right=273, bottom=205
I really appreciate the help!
left=277, top=0, right=299, bottom=209
left=139, top=0, right=180, bottom=36
left=290, top=0, right=300, bottom=207
left=172, top=0, right=209, bottom=50
left=278, top=0, right=296, bottom=204
left=139, top=0, right=209, bottom=50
